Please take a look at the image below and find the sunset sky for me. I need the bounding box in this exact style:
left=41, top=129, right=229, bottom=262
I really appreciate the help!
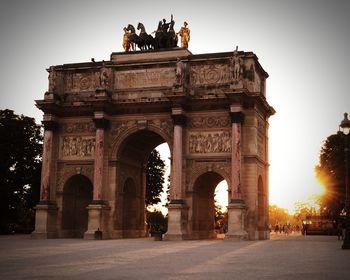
left=1, top=0, right=350, bottom=213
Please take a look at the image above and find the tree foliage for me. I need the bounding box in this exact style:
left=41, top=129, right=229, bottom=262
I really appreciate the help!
left=214, top=203, right=228, bottom=233
left=315, top=132, right=346, bottom=219
left=269, top=205, right=291, bottom=225
left=293, top=201, right=316, bottom=223
left=0, top=110, right=42, bottom=233
left=146, top=149, right=166, bottom=206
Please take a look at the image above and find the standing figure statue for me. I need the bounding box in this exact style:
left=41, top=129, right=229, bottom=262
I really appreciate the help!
left=99, top=69, right=108, bottom=88
left=175, top=58, right=185, bottom=85
left=230, top=46, right=243, bottom=81
left=122, top=27, right=130, bottom=52
left=177, top=21, right=190, bottom=48
left=48, top=66, right=56, bottom=92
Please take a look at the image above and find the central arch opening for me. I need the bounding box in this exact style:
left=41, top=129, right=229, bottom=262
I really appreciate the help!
left=116, top=129, right=170, bottom=238
left=192, top=172, right=228, bottom=239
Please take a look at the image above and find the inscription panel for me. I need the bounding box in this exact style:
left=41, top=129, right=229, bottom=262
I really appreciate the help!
left=115, top=68, right=175, bottom=89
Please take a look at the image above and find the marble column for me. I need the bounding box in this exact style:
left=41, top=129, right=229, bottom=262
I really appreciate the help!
left=92, top=120, right=107, bottom=201
left=171, top=114, right=185, bottom=200
left=165, top=108, right=189, bottom=240
left=225, top=107, right=248, bottom=240
left=32, top=116, right=58, bottom=239
left=84, top=113, right=110, bottom=239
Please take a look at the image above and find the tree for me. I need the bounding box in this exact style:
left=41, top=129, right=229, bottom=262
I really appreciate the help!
left=293, top=201, right=316, bottom=224
left=146, top=149, right=166, bottom=207
left=269, top=205, right=291, bottom=226
left=0, top=110, right=42, bottom=233
left=214, top=203, right=228, bottom=233
left=315, top=132, right=345, bottom=220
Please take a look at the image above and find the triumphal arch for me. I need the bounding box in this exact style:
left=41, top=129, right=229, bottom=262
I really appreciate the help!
left=32, top=40, right=274, bottom=240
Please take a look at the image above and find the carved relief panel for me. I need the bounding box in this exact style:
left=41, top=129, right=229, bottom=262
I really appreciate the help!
left=190, top=64, right=230, bottom=86
left=115, top=68, right=175, bottom=89
left=59, top=121, right=96, bottom=160
left=257, top=118, right=266, bottom=159
left=62, top=72, right=99, bottom=92
left=188, top=116, right=230, bottom=128
left=60, top=136, right=95, bottom=159
left=188, top=131, right=231, bottom=154
left=187, top=115, right=231, bottom=156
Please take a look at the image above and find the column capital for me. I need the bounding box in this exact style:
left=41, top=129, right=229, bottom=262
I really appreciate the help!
left=172, top=114, right=187, bottom=126
left=230, top=112, right=245, bottom=124
left=42, top=120, right=58, bottom=131
left=93, top=118, right=110, bottom=129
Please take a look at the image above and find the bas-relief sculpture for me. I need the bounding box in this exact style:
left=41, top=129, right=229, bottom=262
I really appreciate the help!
left=61, top=136, right=95, bottom=159
left=188, top=131, right=231, bottom=154
left=34, top=41, right=275, bottom=242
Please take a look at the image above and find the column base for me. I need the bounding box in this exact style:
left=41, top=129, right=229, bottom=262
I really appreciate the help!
left=225, top=199, right=248, bottom=241
left=31, top=201, right=58, bottom=239
left=84, top=201, right=110, bottom=240
left=164, top=200, right=189, bottom=240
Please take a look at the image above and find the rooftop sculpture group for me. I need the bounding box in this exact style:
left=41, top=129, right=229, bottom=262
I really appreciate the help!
left=122, top=15, right=190, bottom=52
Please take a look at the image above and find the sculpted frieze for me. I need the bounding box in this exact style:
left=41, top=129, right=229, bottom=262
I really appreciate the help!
left=60, top=122, right=95, bottom=134
left=190, top=64, right=230, bottom=86
left=60, top=136, right=95, bottom=159
left=115, top=68, right=175, bottom=89
left=188, top=116, right=230, bottom=128
left=71, top=72, right=97, bottom=92
left=188, top=131, right=231, bottom=154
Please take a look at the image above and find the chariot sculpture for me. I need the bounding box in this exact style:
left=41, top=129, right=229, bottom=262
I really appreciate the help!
left=122, top=15, right=190, bottom=51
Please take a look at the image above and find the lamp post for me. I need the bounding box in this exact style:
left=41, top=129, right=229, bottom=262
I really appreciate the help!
left=339, top=112, right=350, bottom=249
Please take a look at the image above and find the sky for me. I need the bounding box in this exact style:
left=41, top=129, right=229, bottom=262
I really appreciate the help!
left=1, top=0, right=350, bottom=213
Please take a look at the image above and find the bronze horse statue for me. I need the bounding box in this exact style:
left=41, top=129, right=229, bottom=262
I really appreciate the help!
left=154, top=18, right=178, bottom=49
left=137, top=22, right=155, bottom=50
left=125, top=16, right=179, bottom=51
left=126, top=24, right=139, bottom=51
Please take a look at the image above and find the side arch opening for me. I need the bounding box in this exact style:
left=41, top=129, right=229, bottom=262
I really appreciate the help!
left=192, top=171, right=228, bottom=239
left=61, top=174, right=93, bottom=238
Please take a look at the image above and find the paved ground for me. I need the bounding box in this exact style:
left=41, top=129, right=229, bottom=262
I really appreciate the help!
left=0, top=234, right=349, bottom=280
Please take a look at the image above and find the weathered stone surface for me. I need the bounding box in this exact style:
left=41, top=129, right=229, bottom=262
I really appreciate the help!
left=34, top=48, right=274, bottom=240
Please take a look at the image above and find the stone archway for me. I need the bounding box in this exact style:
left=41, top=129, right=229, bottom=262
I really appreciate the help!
left=114, top=129, right=169, bottom=238
left=33, top=49, right=275, bottom=241
left=61, top=174, right=93, bottom=238
left=192, top=171, right=226, bottom=239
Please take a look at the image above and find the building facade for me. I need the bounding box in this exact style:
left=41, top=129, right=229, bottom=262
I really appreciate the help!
left=32, top=48, right=275, bottom=240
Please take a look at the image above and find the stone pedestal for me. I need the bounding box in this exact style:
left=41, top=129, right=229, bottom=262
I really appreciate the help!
left=225, top=199, right=248, bottom=240
left=84, top=202, right=110, bottom=240
left=31, top=202, right=58, bottom=239
left=258, top=230, right=270, bottom=240
left=165, top=201, right=189, bottom=240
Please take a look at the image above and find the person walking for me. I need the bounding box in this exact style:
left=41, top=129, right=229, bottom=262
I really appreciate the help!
left=337, top=222, right=343, bottom=240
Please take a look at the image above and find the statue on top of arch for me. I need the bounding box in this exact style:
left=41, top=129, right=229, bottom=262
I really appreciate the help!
left=122, top=15, right=190, bottom=51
